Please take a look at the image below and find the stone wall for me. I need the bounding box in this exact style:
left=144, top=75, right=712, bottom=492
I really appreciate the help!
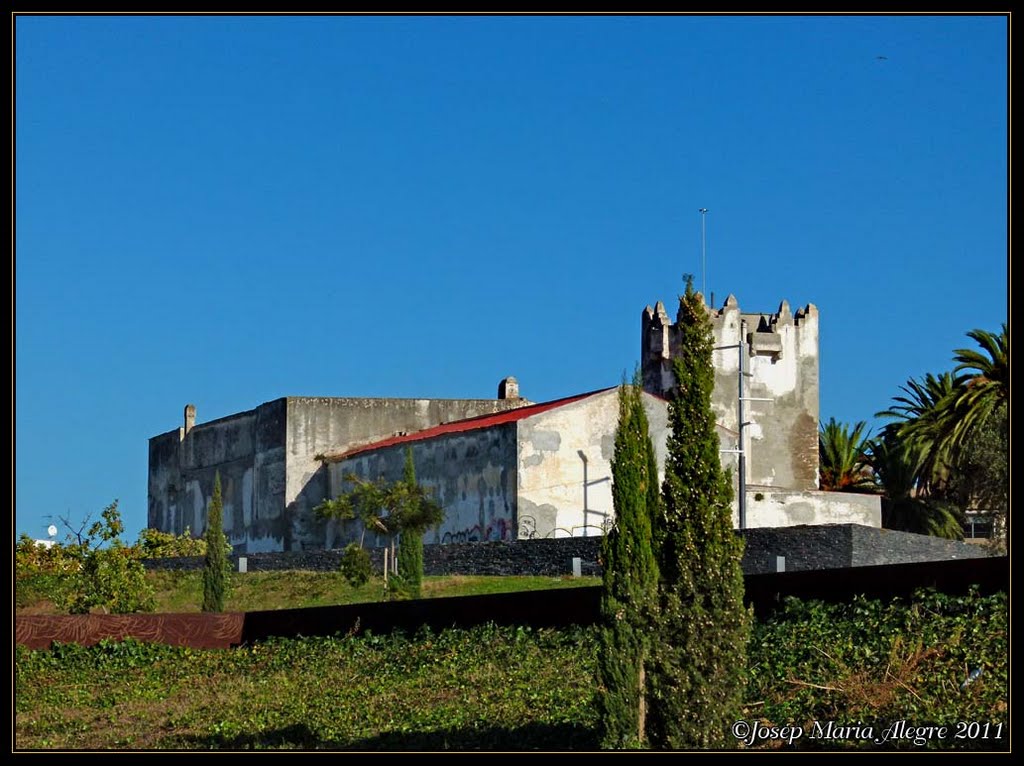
left=849, top=525, right=993, bottom=567
left=143, top=524, right=992, bottom=577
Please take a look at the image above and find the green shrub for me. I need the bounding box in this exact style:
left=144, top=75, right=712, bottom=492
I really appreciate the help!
left=137, top=527, right=207, bottom=558
left=339, top=543, right=372, bottom=588
left=45, top=502, right=155, bottom=615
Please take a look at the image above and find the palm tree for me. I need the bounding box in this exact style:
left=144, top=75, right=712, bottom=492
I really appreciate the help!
left=818, top=418, right=873, bottom=491
left=947, top=324, right=1009, bottom=450
left=872, top=324, right=1007, bottom=541
left=862, top=427, right=964, bottom=540
left=875, top=372, right=958, bottom=495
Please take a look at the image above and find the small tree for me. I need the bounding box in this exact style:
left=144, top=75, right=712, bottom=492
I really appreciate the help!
left=315, top=459, right=443, bottom=600
left=396, top=447, right=426, bottom=599
left=598, top=375, right=660, bottom=748
left=818, top=418, right=873, bottom=491
left=648, top=278, right=751, bottom=749
left=202, top=473, right=230, bottom=612
left=50, top=501, right=155, bottom=615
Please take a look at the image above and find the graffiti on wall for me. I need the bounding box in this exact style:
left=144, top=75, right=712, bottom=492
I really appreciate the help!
left=440, top=518, right=513, bottom=544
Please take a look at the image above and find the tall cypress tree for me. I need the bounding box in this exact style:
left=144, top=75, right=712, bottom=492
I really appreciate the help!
left=648, top=278, right=751, bottom=749
left=396, top=447, right=424, bottom=599
left=598, top=376, right=660, bottom=748
left=201, top=472, right=230, bottom=613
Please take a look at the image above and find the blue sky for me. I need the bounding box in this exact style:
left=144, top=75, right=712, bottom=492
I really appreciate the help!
left=15, top=15, right=1008, bottom=541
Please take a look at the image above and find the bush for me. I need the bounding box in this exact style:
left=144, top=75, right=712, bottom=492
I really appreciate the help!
left=339, top=543, right=372, bottom=588
left=43, top=502, right=155, bottom=615
left=137, top=528, right=207, bottom=558
left=60, top=545, right=155, bottom=615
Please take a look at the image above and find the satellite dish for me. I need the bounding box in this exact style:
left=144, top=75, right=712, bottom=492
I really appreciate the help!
left=47, top=525, right=58, bottom=538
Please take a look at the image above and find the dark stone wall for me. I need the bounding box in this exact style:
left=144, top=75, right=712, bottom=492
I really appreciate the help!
left=849, top=525, right=992, bottom=567
left=143, top=537, right=605, bottom=577
left=143, top=524, right=993, bottom=576
left=740, top=524, right=854, bottom=572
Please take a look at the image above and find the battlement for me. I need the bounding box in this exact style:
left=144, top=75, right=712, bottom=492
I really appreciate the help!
left=642, top=292, right=820, bottom=492
left=643, top=292, right=818, bottom=371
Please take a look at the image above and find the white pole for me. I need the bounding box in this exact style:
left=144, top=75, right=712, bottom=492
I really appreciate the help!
left=699, top=208, right=708, bottom=299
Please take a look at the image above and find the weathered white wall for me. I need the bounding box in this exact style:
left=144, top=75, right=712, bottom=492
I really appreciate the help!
left=642, top=295, right=820, bottom=493
left=742, top=489, right=881, bottom=528
left=286, top=397, right=529, bottom=550
left=148, top=400, right=288, bottom=554
left=516, top=390, right=671, bottom=539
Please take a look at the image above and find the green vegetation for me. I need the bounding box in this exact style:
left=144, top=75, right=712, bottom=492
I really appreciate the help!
left=747, top=589, right=1007, bottom=751
left=395, top=447, right=426, bottom=600
left=818, top=418, right=873, bottom=492
left=821, top=323, right=1008, bottom=544
left=339, top=543, right=373, bottom=588
left=15, top=501, right=155, bottom=615
left=17, top=570, right=599, bottom=615
left=313, top=454, right=443, bottom=598
left=202, top=473, right=230, bottom=613
left=648, top=279, right=752, bottom=749
left=598, top=377, right=659, bottom=748
left=138, top=527, right=207, bottom=558
left=15, top=590, right=1006, bottom=750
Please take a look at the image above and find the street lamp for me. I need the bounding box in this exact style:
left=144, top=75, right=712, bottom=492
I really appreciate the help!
left=715, top=319, right=773, bottom=529
left=578, top=450, right=589, bottom=536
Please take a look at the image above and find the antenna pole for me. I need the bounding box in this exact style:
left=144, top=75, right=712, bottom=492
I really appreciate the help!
left=699, top=208, right=708, bottom=299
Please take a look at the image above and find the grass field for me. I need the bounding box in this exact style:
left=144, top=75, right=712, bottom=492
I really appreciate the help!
left=16, top=570, right=601, bottom=615
left=15, top=589, right=1007, bottom=751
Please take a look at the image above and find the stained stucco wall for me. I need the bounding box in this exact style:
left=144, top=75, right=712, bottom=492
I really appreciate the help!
left=642, top=295, right=820, bottom=492
left=744, top=488, right=881, bottom=529
left=150, top=396, right=523, bottom=553
left=286, top=397, right=528, bottom=550
left=147, top=400, right=288, bottom=553
left=324, top=423, right=518, bottom=548
left=516, top=390, right=670, bottom=539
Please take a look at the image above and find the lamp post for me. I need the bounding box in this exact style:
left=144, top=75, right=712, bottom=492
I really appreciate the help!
left=716, top=319, right=773, bottom=529
left=578, top=450, right=589, bottom=536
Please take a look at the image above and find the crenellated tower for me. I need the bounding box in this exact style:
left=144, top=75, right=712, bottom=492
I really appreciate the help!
left=642, top=292, right=820, bottom=492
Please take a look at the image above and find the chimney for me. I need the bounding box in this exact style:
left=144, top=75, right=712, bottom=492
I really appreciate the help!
left=498, top=376, right=520, bottom=400
left=184, top=403, right=196, bottom=434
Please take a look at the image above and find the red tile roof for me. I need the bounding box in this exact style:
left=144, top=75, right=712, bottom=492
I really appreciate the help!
left=321, top=387, right=615, bottom=463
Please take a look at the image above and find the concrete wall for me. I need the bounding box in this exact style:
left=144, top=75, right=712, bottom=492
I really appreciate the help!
left=743, top=488, right=881, bottom=529
left=642, top=294, right=820, bottom=492
left=149, top=396, right=526, bottom=554
left=147, top=400, right=288, bottom=553
left=515, top=389, right=670, bottom=540
left=324, top=423, right=519, bottom=548
left=287, top=397, right=527, bottom=550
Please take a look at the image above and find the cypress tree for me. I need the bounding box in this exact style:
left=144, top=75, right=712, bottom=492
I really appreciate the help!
left=201, top=472, right=230, bottom=613
left=598, top=376, right=660, bottom=748
left=648, top=278, right=751, bottom=749
left=396, top=447, right=424, bottom=599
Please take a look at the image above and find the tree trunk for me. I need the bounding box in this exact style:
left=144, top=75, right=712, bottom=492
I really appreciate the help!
left=638, top=658, right=647, bottom=744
